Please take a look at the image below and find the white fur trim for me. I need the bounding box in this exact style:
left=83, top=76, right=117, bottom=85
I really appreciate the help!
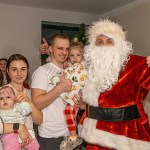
left=79, top=118, right=150, bottom=150
left=83, top=79, right=99, bottom=106
left=88, top=18, right=126, bottom=43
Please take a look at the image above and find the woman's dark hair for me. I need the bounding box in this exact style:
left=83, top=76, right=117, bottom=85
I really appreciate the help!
left=0, top=58, right=8, bottom=62
left=0, top=71, right=4, bottom=87
left=7, top=54, right=29, bottom=69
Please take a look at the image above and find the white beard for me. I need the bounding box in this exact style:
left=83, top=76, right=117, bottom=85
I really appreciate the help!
left=83, top=38, right=133, bottom=106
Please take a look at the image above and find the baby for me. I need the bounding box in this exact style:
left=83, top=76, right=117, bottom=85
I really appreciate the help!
left=0, top=86, right=39, bottom=150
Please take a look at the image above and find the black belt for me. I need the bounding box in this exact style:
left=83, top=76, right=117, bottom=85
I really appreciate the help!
left=86, top=104, right=141, bottom=122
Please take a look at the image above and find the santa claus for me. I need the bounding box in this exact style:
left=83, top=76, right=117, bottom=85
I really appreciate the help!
left=79, top=19, right=150, bottom=150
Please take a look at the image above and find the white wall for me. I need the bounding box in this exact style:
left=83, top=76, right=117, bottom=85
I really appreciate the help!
left=0, top=4, right=98, bottom=81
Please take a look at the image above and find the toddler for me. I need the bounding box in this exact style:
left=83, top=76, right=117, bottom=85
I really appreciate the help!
left=59, top=42, right=86, bottom=150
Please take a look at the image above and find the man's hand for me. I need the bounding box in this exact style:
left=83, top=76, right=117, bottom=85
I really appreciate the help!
left=146, top=56, right=150, bottom=67
left=39, top=38, right=50, bottom=55
left=57, top=73, right=72, bottom=93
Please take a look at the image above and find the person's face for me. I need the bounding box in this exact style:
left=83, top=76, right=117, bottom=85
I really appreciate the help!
left=7, top=60, right=28, bottom=84
left=50, top=38, right=69, bottom=66
left=95, top=35, right=114, bottom=47
left=69, top=48, right=83, bottom=64
left=0, top=96, right=14, bottom=110
left=0, top=60, right=7, bottom=72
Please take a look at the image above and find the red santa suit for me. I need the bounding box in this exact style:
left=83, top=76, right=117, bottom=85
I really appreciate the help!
left=80, top=55, right=150, bottom=150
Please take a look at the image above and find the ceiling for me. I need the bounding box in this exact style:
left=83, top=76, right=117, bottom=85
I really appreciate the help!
left=0, top=0, right=137, bottom=15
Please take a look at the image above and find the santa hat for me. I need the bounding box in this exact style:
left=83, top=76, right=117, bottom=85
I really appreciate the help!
left=88, top=18, right=126, bottom=43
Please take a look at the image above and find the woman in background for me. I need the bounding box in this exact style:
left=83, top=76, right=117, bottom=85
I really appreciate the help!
left=0, top=58, right=10, bottom=87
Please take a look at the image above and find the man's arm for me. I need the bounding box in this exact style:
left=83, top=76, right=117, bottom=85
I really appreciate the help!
left=31, top=73, right=72, bottom=110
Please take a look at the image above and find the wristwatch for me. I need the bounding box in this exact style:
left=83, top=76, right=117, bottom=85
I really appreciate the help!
left=13, top=123, right=19, bottom=133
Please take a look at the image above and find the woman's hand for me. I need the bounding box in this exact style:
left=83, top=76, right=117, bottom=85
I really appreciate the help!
left=18, top=124, right=32, bottom=147
left=15, top=92, right=30, bottom=102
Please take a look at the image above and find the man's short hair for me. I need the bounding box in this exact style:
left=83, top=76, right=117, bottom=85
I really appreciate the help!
left=50, top=33, right=70, bottom=45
